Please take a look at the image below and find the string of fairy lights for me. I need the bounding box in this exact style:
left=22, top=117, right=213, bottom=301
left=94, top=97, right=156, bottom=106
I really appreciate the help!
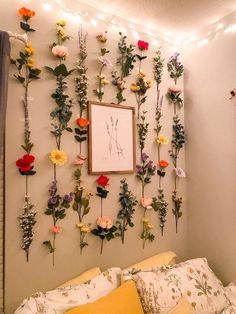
left=20, top=0, right=236, bottom=48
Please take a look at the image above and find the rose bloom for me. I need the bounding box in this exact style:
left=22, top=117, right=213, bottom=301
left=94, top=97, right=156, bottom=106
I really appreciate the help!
left=159, top=160, right=169, bottom=168
left=174, top=167, right=186, bottom=178
left=76, top=117, right=90, bottom=128
left=52, top=45, right=69, bottom=58
left=51, top=225, right=62, bottom=234
left=18, top=7, right=35, bottom=19
left=96, top=175, right=109, bottom=187
left=74, top=158, right=84, bottom=166
left=97, top=216, right=113, bottom=229
left=137, top=40, right=149, bottom=51
left=169, top=86, right=182, bottom=93
left=140, top=196, right=153, bottom=209
left=16, top=154, right=35, bottom=172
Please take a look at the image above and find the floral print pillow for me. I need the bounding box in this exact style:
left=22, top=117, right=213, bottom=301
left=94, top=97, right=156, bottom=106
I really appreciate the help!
left=123, top=258, right=228, bottom=314
left=15, top=267, right=121, bottom=314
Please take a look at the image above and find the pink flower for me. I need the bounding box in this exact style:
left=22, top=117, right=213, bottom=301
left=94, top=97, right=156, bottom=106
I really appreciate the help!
left=52, top=45, right=69, bottom=58
left=51, top=225, right=62, bottom=234
left=74, top=159, right=84, bottom=166
left=78, top=155, right=87, bottom=161
left=140, top=197, right=153, bottom=209
left=117, top=79, right=126, bottom=90
left=98, top=56, right=113, bottom=68
left=169, top=86, right=182, bottom=93
left=97, top=216, right=113, bottom=229
left=174, top=167, right=186, bottom=178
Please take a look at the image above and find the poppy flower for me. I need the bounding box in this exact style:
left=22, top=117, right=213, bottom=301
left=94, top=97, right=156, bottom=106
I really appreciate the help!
left=18, top=7, right=35, bottom=20
left=76, top=117, right=90, bottom=128
left=16, top=154, right=35, bottom=172
left=159, top=160, right=169, bottom=168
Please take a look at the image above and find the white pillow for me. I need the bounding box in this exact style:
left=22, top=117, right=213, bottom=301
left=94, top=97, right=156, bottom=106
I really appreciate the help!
left=123, top=258, right=228, bottom=314
left=15, top=267, right=121, bottom=314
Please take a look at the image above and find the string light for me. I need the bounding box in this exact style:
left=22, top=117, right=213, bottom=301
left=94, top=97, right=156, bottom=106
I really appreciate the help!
left=31, top=0, right=236, bottom=48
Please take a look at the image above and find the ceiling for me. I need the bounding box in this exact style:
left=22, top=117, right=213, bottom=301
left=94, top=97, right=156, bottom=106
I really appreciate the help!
left=72, top=0, right=236, bottom=36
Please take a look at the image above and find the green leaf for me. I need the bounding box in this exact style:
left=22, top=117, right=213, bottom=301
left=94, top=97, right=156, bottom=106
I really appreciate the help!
left=43, top=240, right=54, bottom=253
left=14, top=75, right=25, bottom=84
left=44, top=66, right=55, bottom=75
left=66, top=127, right=73, bottom=133
left=20, top=22, right=30, bottom=32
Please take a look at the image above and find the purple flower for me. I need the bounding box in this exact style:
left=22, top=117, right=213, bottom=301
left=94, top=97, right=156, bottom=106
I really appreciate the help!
left=141, top=152, right=149, bottom=162
left=48, top=196, right=58, bottom=205
left=170, top=52, right=180, bottom=61
left=63, top=192, right=73, bottom=203
left=136, top=165, right=144, bottom=175
left=48, top=180, right=57, bottom=196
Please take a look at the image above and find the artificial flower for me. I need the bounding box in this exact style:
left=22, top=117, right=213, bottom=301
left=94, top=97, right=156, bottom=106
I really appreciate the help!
left=169, top=85, right=182, bottom=93
left=130, top=83, right=140, bottom=92
left=87, top=192, right=93, bottom=197
left=174, top=167, right=186, bottom=178
left=56, top=20, right=66, bottom=27
left=98, top=56, right=112, bottom=68
left=81, top=225, right=90, bottom=233
left=18, top=7, right=35, bottom=20
left=24, top=44, right=35, bottom=55
left=117, top=79, right=126, bottom=90
left=140, top=197, right=153, bottom=209
left=63, top=193, right=73, bottom=202
left=49, top=149, right=67, bottom=166
left=52, top=45, right=69, bottom=58
left=97, top=216, right=113, bottom=229
left=141, top=217, right=149, bottom=223
left=101, top=78, right=110, bottom=85
left=51, top=225, right=62, bottom=234
left=138, top=71, right=146, bottom=78
left=146, top=80, right=152, bottom=87
left=137, top=40, right=149, bottom=51
left=96, top=175, right=109, bottom=187
left=159, top=160, right=169, bottom=168
left=16, top=154, right=35, bottom=172
left=96, top=32, right=107, bottom=43
left=147, top=223, right=154, bottom=229
left=76, top=223, right=84, bottom=228
left=76, top=117, right=90, bottom=128
left=26, top=59, right=35, bottom=68
left=157, top=134, right=169, bottom=145
left=74, top=158, right=84, bottom=166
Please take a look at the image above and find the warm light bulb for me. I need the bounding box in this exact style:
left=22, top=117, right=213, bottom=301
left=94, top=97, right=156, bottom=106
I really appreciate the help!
left=42, top=2, right=52, bottom=11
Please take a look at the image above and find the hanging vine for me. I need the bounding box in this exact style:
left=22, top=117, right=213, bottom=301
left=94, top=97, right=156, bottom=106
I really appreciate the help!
left=72, top=29, right=93, bottom=254
left=43, top=20, right=74, bottom=265
left=153, top=49, right=169, bottom=236
left=167, top=52, right=185, bottom=233
left=112, top=32, right=136, bottom=104
left=12, top=7, right=41, bottom=262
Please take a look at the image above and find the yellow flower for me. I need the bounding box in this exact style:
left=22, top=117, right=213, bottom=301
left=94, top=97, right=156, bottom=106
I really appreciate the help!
left=146, top=80, right=152, bottom=87
left=81, top=225, right=90, bottom=233
left=157, top=134, right=169, bottom=145
left=130, top=84, right=140, bottom=92
left=147, top=223, right=154, bottom=229
left=26, top=59, right=35, bottom=68
left=49, top=149, right=67, bottom=165
left=101, top=79, right=109, bottom=85
left=56, top=20, right=66, bottom=27
left=76, top=223, right=84, bottom=229
left=138, top=71, right=146, bottom=78
left=87, top=192, right=93, bottom=197
left=24, top=44, right=35, bottom=55
left=141, top=217, right=149, bottom=224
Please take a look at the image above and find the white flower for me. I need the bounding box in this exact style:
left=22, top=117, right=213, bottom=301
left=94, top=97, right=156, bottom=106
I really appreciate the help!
left=52, top=45, right=69, bottom=58
left=174, top=167, right=186, bottom=178
left=98, top=56, right=112, bottom=68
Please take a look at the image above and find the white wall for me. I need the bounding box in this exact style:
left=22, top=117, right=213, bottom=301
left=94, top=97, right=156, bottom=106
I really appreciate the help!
left=1, top=1, right=187, bottom=312
left=184, top=21, right=236, bottom=284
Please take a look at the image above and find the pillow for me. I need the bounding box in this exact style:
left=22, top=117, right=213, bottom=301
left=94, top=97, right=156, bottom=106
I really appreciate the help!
left=169, top=298, right=194, bottom=314
left=58, top=267, right=101, bottom=288
left=123, top=258, right=227, bottom=314
left=124, top=251, right=177, bottom=271
left=15, top=267, right=121, bottom=314
left=64, top=281, right=144, bottom=314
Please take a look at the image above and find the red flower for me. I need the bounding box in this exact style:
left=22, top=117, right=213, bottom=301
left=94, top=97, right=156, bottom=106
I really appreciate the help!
left=159, top=160, right=169, bottom=168
left=96, top=175, right=109, bottom=187
left=137, top=40, right=149, bottom=51
left=16, top=154, right=35, bottom=172
left=76, top=117, right=90, bottom=128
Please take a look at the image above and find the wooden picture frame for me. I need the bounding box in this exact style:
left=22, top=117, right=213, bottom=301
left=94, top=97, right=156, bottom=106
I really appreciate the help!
left=88, top=101, right=136, bottom=174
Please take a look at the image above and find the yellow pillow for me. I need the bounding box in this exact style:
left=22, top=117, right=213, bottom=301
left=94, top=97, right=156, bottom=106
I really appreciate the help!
left=64, top=280, right=144, bottom=314
left=58, top=267, right=101, bottom=288
left=169, top=298, right=194, bottom=314
left=124, top=251, right=177, bottom=271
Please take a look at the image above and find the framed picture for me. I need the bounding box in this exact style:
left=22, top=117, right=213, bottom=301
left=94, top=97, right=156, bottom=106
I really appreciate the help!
left=88, top=101, right=136, bottom=174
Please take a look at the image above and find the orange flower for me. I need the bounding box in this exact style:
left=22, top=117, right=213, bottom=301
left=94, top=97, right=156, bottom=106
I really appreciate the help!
left=18, top=7, right=35, bottom=20
left=159, top=160, right=169, bottom=168
left=76, top=117, right=90, bottom=128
